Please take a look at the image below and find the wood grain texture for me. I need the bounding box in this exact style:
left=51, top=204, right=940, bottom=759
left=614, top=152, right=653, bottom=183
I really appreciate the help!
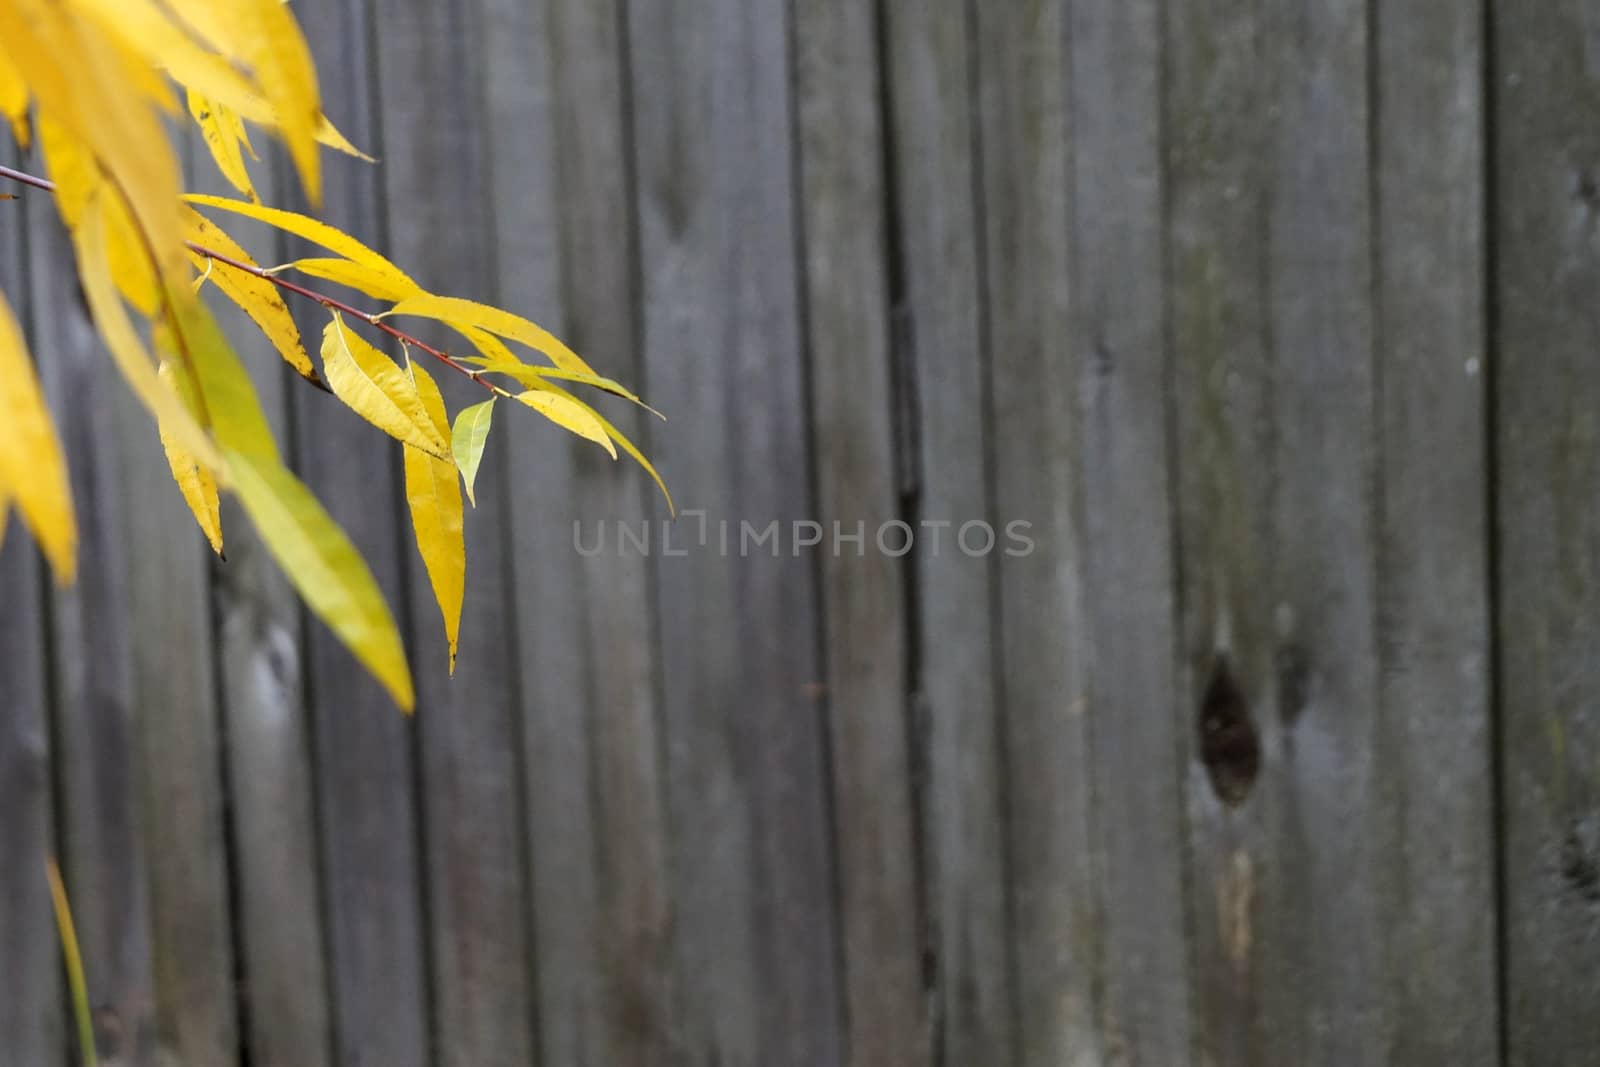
left=1372, top=0, right=1497, bottom=1061
left=195, top=116, right=336, bottom=1067
left=625, top=0, right=844, bottom=1061
left=0, top=145, right=63, bottom=1067
left=970, top=3, right=1100, bottom=1064
left=478, top=0, right=679, bottom=1062
left=1062, top=0, right=1190, bottom=1059
left=1168, top=0, right=1386, bottom=1062
left=28, top=172, right=158, bottom=1067
left=281, top=6, right=435, bottom=1064
left=375, top=0, right=538, bottom=1063
left=884, top=2, right=1017, bottom=1062
left=1494, top=0, right=1600, bottom=1060
left=795, top=3, right=926, bottom=1066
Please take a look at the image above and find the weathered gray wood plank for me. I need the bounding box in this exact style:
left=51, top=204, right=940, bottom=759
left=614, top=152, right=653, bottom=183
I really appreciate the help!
left=972, top=3, right=1106, bottom=1063
left=1494, top=0, right=1600, bottom=1059
left=193, top=119, right=336, bottom=1067
left=1372, top=0, right=1497, bottom=1060
left=626, top=0, right=844, bottom=1061
left=0, top=146, right=63, bottom=1067
left=1168, top=0, right=1387, bottom=1061
left=277, top=5, right=432, bottom=1067
left=376, top=0, right=539, bottom=1063
left=477, top=0, right=679, bottom=1062
left=126, top=136, right=239, bottom=1067
left=795, top=3, right=926, bottom=1066
left=1062, top=0, right=1191, bottom=1059
left=28, top=163, right=158, bottom=1067
left=884, top=3, right=1016, bottom=1062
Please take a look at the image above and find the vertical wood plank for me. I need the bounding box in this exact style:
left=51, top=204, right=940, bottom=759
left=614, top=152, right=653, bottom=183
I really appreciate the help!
left=1372, top=0, right=1497, bottom=1061
left=0, top=147, right=63, bottom=1067
left=1168, top=0, right=1386, bottom=1062
left=375, top=0, right=538, bottom=1062
left=885, top=3, right=1017, bottom=1062
left=125, top=190, right=240, bottom=1066
left=197, top=123, right=337, bottom=1066
left=794, top=2, right=926, bottom=1066
left=28, top=171, right=158, bottom=1067
left=1063, top=0, right=1191, bottom=1059
left=476, top=0, right=680, bottom=1062
left=971, top=3, right=1102, bottom=1063
left=282, top=5, right=436, bottom=1064
left=626, top=0, right=844, bottom=1061
left=1495, top=0, right=1600, bottom=1059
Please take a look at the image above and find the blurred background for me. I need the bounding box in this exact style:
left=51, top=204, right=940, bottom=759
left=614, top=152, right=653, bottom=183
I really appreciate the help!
left=3, top=0, right=1598, bottom=1064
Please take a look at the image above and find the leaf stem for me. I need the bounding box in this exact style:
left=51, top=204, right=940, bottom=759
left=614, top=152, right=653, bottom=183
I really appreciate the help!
left=0, top=163, right=499, bottom=394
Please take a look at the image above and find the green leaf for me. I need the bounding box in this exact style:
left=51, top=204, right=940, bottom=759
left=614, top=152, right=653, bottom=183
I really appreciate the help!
left=226, top=447, right=414, bottom=711
left=451, top=399, right=494, bottom=508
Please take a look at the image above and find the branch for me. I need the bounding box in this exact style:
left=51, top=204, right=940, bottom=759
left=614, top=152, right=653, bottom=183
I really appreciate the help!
left=0, top=163, right=501, bottom=395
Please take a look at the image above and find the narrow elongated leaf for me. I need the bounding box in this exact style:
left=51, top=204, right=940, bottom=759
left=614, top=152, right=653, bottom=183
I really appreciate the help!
left=187, top=90, right=258, bottom=202
left=46, top=861, right=97, bottom=1067
left=383, top=293, right=598, bottom=377
left=74, top=190, right=223, bottom=473
left=162, top=279, right=280, bottom=464
left=530, top=381, right=674, bottom=515
left=227, top=447, right=413, bottom=710
left=0, top=0, right=185, bottom=278
left=465, top=357, right=663, bottom=418
left=0, top=289, right=75, bottom=580
left=287, top=257, right=419, bottom=302
left=451, top=399, right=494, bottom=507
left=182, top=206, right=320, bottom=385
left=321, top=314, right=448, bottom=458
left=185, top=194, right=420, bottom=297
left=156, top=361, right=224, bottom=556
left=36, top=116, right=159, bottom=314
left=515, top=388, right=616, bottom=458
left=404, top=363, right=464, bottom=671
left=0, top=42, right=29, bottom=148
left=233, top=0, right=322, bottom=202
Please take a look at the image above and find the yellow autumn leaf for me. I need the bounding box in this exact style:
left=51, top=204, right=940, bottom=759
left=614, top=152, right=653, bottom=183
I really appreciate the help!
left=450, top=399, right=494, bottom=508
left=157, top=360, right=224, bottom=556
left=0, top=288, right=75, bottom=581
left=226, top=446, right=413, bottom=711
left=0, top=41, right=29, bottom=148
left=466, top=357, right=663, bottom=419
left=185, top=194, right=421, bottom=297
left=69, top=0, right=263, bottom=118
left=383, top=294, right=598, bottom=377
left=73, top=189, right=223, bottom=473
left=515, top=387, right=616, bottom=459
left=182, top=205, right=320, bottom=386
left=230, top=0, right=323, bottom=203
left=286, top=257, right=420, bottom=302
left=39, top=117, right=160, bottom=315
left=161, top=277, right=281, bottom=464
left=315, top=113, right=374, bottom=162
left=404, top=362, right=464, bottom=672
left=527, top=380, right=673, bottom=515
left=188, top=90, right=259, bottom=202
left=1, top=0, right=185, bottom=280
left=320, top=313, right=449, bottom=458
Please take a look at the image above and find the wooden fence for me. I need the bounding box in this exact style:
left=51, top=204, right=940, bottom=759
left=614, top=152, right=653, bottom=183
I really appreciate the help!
left=2, top=0, right=1598, bottom=1063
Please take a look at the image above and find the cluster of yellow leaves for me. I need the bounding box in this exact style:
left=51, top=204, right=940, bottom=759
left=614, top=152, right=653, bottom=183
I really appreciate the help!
left=0, top=0, right=664, bottom=710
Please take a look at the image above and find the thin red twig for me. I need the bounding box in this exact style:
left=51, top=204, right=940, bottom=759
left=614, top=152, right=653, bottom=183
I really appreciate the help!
left=0, top=162, right=497, bottom=394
